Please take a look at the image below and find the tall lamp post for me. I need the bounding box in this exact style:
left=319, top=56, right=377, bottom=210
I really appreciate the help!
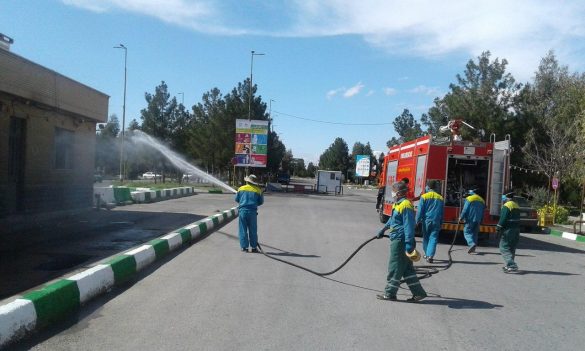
left=248, top=50, right=265, bottom=120
left=114, top=44, right=127, bottom=182
left=178, top=92, right=184, bottom=105
left=269, top=99, right=275, bottom=132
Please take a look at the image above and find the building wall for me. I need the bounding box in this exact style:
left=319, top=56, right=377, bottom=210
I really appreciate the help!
left=0, top=49, right=108, bottom=219
left=0, top=49, right=108, bottom=123
left=0, top=93, right=98, bottom=217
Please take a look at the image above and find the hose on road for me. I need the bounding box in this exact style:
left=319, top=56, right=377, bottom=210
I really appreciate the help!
left=257, top=225, right=461, bottom=285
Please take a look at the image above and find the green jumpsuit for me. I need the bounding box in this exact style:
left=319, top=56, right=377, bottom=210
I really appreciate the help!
left=382, top=198, right=427, bottom=298
left=497, top=200, right=520, bottom=270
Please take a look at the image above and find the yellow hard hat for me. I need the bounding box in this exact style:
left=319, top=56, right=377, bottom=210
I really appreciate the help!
left=406, top=249, right=421, bottom=262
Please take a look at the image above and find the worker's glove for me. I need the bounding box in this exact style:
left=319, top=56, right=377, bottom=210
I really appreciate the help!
left=405, top=239, right=416, bottom=253
left=376, top=228, right=386, bottom=239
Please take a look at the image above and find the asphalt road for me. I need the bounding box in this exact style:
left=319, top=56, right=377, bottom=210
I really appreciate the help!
left=16, top=189, right=585, bottom=351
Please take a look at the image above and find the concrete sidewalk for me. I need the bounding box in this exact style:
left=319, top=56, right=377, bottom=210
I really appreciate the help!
left=544, top=215, right=585, bottom=243
left=0, top=193, right=235, bottom=300
left=0, top=206, right=239, bottom=349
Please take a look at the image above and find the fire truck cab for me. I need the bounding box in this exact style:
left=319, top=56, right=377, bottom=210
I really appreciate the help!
left=378, top=134, right=511, bottom=240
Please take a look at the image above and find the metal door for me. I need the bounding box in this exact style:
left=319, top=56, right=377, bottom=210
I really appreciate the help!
left=489, top=139, right=510, bottom=215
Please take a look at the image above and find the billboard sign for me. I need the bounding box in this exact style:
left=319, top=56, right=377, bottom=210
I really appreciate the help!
left=235, top=119, right=269, bottom=167
left=355, top=155, right=370, bottom=177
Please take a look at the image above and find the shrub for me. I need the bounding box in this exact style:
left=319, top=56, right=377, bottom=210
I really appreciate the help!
left=537, top=205, right=570, bottom=224
left=525, top=186, right=549, bottom=208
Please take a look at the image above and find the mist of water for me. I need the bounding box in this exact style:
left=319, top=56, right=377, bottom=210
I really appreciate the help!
left=131, top=130, right=237, bottom=194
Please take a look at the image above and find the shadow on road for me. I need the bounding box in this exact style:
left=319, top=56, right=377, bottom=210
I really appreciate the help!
left=215, top=230, right=321, bottom=258
left=450, top=260, right=501, bottom=265
left=422, top=296, right=503, bottom=309
left=519, top=236, right=585, bottom=254
left=475, top=252, right=535, bottom=258
left=515, top=270, right=580, bottom=276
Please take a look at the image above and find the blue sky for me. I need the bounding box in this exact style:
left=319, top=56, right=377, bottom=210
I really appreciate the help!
left=2, top=0, right=585, bottom=164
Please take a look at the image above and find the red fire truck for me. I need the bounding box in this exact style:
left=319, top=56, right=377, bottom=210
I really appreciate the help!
left=378, top=132, right=511, bottom=239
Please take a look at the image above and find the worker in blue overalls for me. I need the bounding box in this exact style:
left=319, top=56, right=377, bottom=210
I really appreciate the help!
left=416, top=180, right=444, bottom=263
left=376, top=182, right=427, bottom=302
left=235, top=174, right=264, bottom=253
left=459, top=187, right=486, bottom=254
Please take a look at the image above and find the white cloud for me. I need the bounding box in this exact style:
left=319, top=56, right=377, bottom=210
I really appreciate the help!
left=343, top=82, right=365, bottom=98
left=383, top=87, right=397, bottom=96
left=326, top=88, right=343, bottom=99
left=327, top=83, right=365, bottom=99
left=288, top=0, right=585, bottom=80
left=61, top=0, right=245, bottom=35
left=366, top=90, right=375, bottom=96
left=62, top=0, right=585, bottom=80
left=409, top=85, right=441, bottom=96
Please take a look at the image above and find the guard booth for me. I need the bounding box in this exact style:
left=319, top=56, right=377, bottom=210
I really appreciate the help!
left=316, top=170, right=343, bottom=194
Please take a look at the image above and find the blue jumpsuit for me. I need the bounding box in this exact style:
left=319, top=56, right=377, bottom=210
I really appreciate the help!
left=459, top=194, right=485, bottom=248
left=235, top=184, right=264, bottom=250
left=415, top=190, right=444, bottom=258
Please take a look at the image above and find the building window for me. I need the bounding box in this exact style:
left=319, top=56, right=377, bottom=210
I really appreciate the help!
left=55, top=127, right=74, bottom=169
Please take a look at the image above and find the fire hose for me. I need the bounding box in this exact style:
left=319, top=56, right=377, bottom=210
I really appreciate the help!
left=256, top=224, right=461, bottom=286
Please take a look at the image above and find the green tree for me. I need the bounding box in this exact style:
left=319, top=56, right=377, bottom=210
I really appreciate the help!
left=139, top=81, right=192, bottom=180
left=319, top=137, right=350, bottom=177
left=140, top=81, right=177, bottom=142
left=421, top=51, right=522, bottom=141
left=291, top=157, right=307, bottom=177
left=520, top=52, right=585, bottom=197
left=387, top=109, right=424, bottom=147
left=95, top=114, right=120, bottom=175
left=186, top=79, right=287, bottom=177
left=306, top=162, right=317, bottom=178
left=128, top=119, right=140, bottom=131
left=189, top=87, right=226, bottom=173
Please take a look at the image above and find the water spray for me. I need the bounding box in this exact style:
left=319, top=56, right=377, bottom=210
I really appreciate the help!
left=131, top=131, right=237, bottom=194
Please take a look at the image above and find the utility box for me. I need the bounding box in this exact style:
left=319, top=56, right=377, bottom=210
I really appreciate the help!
left=316, top=170, right=342, bottom=194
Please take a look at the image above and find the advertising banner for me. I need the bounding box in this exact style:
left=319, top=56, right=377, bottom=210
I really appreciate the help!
left=355, top=155, right=370, bottom=177
left=235, top=119, right=269, bottom=167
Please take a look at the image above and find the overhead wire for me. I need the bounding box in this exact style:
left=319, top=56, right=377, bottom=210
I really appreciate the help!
left=272, top=110, right=393, bottom=126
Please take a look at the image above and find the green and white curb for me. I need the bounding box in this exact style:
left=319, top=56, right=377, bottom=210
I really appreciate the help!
left=130, top=186, right=195, bottom=203
left=0, top=207, right=239, bottom=349
left=549, top=229, right=585, bottom=243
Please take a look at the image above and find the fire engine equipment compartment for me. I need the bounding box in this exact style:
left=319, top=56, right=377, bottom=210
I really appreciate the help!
left=445, top=157, right=490, bottom=207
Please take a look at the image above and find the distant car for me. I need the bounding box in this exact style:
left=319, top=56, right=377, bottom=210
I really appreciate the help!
left=142, top=172, right=162, bottom=180
left=513, top=196, right=538, bottom=232
left=277, top=172, right=290, bottom=185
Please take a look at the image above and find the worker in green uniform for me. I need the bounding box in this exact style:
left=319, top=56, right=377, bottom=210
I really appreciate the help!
left=375, top=182, right=427, bottom=302
left=497, top=190, right=521, bottom=273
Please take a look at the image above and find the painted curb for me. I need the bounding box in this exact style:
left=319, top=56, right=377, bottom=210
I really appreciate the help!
left=549, top=229, right=585, bottom=243
left=0, top=207, right=239, bottom=349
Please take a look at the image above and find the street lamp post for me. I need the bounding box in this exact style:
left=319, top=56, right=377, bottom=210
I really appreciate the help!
left=248, top=50, right=265, bottom=120
left=269, top=99, right=275, bottom=132
left=178, top=92, right=184, bottom=105
left=114, top=44, right=127, bottom=182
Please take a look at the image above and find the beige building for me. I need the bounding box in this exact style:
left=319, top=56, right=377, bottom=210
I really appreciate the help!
left=0, top=45, right=108, bottom=219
